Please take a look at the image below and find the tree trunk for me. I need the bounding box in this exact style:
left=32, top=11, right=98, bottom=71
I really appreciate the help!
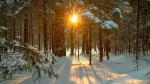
left=86, top=28, right=89, bottom=55
left=142, top=28, right=145, bottom=56
left=30, top=13, right=33, bottom=46
left=70, top=27, right=74, bottom=56
left=43, top=0, right=48, bottom=54
left=24, top=19, right=28, bottom=44
left=115, top=30, right=117, bottom=55
left=89, top=25, right=92, bottom=65
left=38, top=23, right=41, bottom=51
left=136, top=0, right=140, bottom=70
left=82, top=32, right=85, bottom=54
left=99, top=28, right=103, bottom=62
left=128, top=27, right=131, bottom=55
left=106, top=39, right=110, bottom=60
left=13, top=17, right=16, bottom=40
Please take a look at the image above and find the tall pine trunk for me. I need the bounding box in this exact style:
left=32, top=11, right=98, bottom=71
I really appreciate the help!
left=85, top=27, right=89, bottom=54
left=70, top=27, right=74, bottom=56
left=99, top=28, right=103, bottom=62
left=136, top=0, right=140, bottom=70
left=43, top=0, right=48, bottom=54
left=82, top=32, right=85, bottom=54
left=89, top=25, right=92, bottom=65
left=24, top=19, right=28, bottom=44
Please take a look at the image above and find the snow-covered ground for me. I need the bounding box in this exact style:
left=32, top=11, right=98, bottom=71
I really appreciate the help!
left=1, top=52, right=150, bottom=84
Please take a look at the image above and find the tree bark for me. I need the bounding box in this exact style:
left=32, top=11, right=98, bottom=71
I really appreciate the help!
left=24, top=19, right=28, bottom=44
left=136, top=0, right=140, bottom=70
left=99, top=28, right=103, bottom=62
left=82, top=32, right=85, bottom=54
left=43, top=0, right=48, bottom=54
left=89, top=25, right=92, bottom=65
left=70, top=27, right=74, bottom=56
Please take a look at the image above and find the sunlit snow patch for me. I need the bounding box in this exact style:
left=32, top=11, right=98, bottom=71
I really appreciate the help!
left=104, top=20, right=118, bottom=29
left=82, top=11, right=102, bottom=23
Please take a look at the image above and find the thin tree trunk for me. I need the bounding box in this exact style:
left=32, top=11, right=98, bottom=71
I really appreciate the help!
left=142, top=28, right=145, bottom=56
left=82, top=32, right=85, bottom=54
left=70, top=27, right=74, bottom=56
left=89, top=25, right=92, bottom=65
left=146, top=26, right=148, bottom=54
left=30, top=13, right=33, bottom=46
left=51, top=13, right=55, bottom=64
left=24, top=19, right=28, bottom=44
left=43, top=0, right=48, bottom=54
left=99, top=28, right=103, bottom=62
left=13, top=17, right=16, bottom=40
left=38, top=23, right=41, bottom=51
left=93, top=31, right=97, bottom=52
left=77, top=26, right=80, bottom=59
left=106, top=39, right=110, bottom=60
left=128, top=27, right=131, bottom=55
left=115, top=30, right=117, bottom=55
left=86, top=27, right=89, bottom=54
left=136, top=0, right=140, bottom=70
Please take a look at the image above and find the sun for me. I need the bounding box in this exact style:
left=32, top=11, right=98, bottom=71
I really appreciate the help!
left=70, top=14, right=78, bottom=24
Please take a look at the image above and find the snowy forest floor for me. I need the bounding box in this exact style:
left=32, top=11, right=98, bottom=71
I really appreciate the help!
left=1, top=52, right=150, bottom=84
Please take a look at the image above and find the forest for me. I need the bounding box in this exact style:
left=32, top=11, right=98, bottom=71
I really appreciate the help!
left=0, top=0, right=150, bottom=84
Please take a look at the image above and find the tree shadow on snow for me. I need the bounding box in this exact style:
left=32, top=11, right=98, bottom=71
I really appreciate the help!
left=20, top=57, right=76, bottom=84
